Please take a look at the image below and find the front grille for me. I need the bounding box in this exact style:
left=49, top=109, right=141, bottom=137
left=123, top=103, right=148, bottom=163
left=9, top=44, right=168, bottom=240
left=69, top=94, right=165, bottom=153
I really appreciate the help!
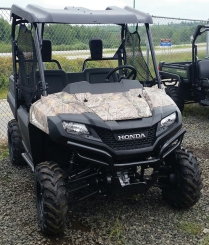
left=94, top=124, right=157, bottom=151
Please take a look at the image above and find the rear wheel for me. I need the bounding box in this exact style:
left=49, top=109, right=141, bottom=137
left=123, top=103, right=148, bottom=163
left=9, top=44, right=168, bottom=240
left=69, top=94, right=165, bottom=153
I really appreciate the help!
left=35, top=161, right=68, bottom=235
left=7, top=119, right=25, bottom=165
left=161, top=148, right=202, bottom=208
left=165, top=86, right=184, bottom=112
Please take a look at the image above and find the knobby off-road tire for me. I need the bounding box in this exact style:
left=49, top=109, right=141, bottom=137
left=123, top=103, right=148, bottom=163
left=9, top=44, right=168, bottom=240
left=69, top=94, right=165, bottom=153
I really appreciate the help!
left=35, top=161, right=68, bottom=235
left=7, top=119, right=25, bottom=165
left=165, top=86, right=184, bottom=112
left=162, top=148, right=202, bottom=208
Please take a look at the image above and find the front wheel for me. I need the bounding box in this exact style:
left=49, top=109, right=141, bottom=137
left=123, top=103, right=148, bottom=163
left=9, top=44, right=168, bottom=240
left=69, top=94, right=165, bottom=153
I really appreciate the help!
left=35, top=161, right=68, bottom=235
left=161, top=148, right=202, bottom=208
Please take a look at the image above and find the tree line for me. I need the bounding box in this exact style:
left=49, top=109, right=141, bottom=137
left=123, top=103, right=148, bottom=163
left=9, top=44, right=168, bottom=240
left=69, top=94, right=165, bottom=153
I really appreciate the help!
left=0, top=17, right=206, bottom=52
left=151, top=22, right=206, bottom=45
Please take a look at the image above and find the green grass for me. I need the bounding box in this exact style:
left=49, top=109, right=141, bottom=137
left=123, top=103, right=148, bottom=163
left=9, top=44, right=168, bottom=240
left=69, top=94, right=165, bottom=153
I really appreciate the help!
left=2, top=172, right=11, bottom=182
left=179, top=221, right=202, bottom=235
left=200, top=234, right=209, bottom=245
left=107, top=217, right=124, bottom=243
left=0, top=143, right=9, bottom=159
left=133, top=194, right=141, bottom=202
left=0, top=144, right=11, bottom=181
left=198, top=211, right=209, bottom=244
left=182, top=103, right=209, bottom=119
left=51, top=45, right=202, bottom=65
left=0, top=89, right=8, bottom=99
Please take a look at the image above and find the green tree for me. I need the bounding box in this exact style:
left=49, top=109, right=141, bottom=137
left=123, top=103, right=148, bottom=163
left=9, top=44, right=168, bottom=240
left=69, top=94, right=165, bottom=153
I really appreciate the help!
left=44, top=24, right=77, bottom=45
left=0, top=18, right=11, bottom=43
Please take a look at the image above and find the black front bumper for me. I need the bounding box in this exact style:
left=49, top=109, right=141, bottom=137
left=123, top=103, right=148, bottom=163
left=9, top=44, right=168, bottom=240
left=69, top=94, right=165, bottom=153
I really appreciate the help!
left=67, top=128, right=186, bottom=170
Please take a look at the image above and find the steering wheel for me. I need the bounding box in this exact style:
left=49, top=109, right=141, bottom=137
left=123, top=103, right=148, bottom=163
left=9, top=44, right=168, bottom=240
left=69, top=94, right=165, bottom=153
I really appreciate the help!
left=105, top=65, right=137, bottom=82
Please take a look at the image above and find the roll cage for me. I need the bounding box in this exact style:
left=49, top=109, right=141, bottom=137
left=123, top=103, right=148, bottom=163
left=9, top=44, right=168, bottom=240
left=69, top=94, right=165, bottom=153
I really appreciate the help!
left=10, top=4, right=161, bottom=114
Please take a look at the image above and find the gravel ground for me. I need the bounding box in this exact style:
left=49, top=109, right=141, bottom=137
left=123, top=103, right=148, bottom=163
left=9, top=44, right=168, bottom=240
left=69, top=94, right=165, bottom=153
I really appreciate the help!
left=0, top=104, right=209, bottom=245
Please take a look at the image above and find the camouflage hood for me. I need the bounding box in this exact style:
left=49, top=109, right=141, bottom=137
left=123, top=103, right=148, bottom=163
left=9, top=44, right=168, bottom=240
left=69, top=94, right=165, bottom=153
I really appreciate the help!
left=30, top=87, right=176, bottom=134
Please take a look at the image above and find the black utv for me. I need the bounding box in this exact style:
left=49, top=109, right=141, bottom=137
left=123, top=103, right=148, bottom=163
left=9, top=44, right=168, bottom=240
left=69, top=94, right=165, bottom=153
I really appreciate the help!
left=7, top=4, right=202, bottom=235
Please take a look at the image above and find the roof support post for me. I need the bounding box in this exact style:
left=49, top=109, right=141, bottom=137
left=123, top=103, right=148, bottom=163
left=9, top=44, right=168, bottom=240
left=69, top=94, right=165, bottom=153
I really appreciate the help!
left=145, top=23, right=161, bottom=88
left=33, top=24, right=47, bottom=96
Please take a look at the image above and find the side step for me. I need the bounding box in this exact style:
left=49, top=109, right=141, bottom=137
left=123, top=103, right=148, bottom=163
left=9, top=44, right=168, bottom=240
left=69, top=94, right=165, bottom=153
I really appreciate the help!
left=22, top=153, right=34, bottom=172
left=200, top=100, right=209, bottom=106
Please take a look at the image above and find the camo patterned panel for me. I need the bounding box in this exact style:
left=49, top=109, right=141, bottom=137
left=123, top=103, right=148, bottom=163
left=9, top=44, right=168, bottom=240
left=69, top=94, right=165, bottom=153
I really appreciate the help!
left=30, top=92, right=92, bottom=133
left=142, top=86, right=176, bottom=110
left=29, top=101, right=52, bottom=133
left=29, top=87, right=176, bottom=134
left=75, top=89, right=152, bottom=121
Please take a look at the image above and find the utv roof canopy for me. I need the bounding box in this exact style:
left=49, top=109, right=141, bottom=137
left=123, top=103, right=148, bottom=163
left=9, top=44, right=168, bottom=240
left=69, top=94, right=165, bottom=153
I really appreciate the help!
left=10, top=4, right=153, bottom=24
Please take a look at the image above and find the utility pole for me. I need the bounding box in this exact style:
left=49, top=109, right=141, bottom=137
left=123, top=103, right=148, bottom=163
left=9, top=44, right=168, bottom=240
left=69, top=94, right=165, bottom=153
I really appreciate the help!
left=133, top=0, right=135, bottom=9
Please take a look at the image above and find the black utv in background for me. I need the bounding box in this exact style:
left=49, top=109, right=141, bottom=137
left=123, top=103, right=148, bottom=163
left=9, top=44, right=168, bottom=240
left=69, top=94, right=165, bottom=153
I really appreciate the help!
left=159, top=25, right=209, bottom=111
left=7, top=4, right=202, bottom=235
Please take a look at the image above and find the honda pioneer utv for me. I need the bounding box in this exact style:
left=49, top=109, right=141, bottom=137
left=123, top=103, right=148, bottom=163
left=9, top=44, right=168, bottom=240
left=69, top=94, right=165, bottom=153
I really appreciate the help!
left=8, top=4, right=202, bottom=235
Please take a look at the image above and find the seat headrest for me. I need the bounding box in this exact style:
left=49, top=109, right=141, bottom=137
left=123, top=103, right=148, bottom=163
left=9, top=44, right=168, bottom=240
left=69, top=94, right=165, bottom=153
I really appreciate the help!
left=89, top=39, right=103, bottom=60
left=41, top=39, right=52, bottom=61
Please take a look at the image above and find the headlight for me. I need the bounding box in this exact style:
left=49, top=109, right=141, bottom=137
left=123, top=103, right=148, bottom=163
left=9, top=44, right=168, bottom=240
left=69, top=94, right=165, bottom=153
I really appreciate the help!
left=160, top=112, right=176, bottom=128
left=62, top=121, right=90, bottom=135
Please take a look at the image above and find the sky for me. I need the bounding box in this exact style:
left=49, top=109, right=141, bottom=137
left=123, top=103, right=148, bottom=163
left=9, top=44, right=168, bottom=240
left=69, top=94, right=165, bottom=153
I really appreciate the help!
left=1, top=0, right=209, bottom=21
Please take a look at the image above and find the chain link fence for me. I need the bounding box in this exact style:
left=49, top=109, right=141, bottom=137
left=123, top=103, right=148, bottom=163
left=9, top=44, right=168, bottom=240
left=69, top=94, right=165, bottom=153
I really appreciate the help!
left=0, top=8, right=12, bottom=142
left=151, top=16, right=208, bottom=64
left=0, top=7, right=207, bottom=143
left=43, top=23, right=122, bottom=72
